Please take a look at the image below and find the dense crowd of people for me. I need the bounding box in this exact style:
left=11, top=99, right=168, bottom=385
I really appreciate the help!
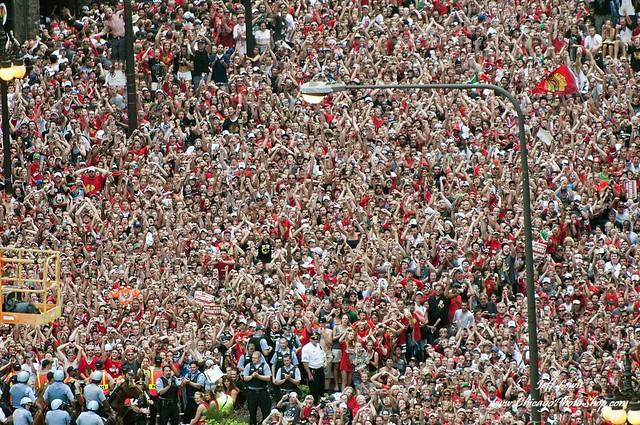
left=0, top=0, right=638, bottom=424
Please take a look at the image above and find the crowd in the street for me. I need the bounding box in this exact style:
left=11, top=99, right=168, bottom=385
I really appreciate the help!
left=0, top=0, right=639, bottom=424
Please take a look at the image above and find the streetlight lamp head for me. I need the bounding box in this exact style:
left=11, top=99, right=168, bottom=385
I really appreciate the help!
left=628, top=401, right=640, bottom=425
left=603, top=398, right=613, bottom=422
left=11, top=59, right=25, bottom=80
left=0, top=60, right=14, bottom=82
left=300, top=93, right=325, bottom=104
left=300, top=81, right=347, bottom=104
left=610, top=402, right=629, bottom=425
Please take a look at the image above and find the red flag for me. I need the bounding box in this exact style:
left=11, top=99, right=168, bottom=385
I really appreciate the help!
left=531, top=65, right=578, bottom=95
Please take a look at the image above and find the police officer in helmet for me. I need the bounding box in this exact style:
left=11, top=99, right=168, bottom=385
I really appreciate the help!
left=45, top=399, right=72, bottom=425
left=44, top=370, right=74, bottom=408
left=9, top=372, right=35, bottom=410
left=76, top=400, right=103, bottom=425
left=83, top=371, right=114, bottom=418
left=12, top=398, right=33, bottom=425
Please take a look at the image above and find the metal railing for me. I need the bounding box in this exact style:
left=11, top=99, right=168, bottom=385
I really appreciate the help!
left=0, top=248, right=61, bottom=324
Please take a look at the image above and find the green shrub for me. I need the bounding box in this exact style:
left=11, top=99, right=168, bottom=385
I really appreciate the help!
left=299, top=384, right=310, bottom=397
left=205, top=418, right=249, bottom=425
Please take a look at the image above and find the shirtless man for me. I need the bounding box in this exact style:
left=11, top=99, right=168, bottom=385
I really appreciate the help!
left=102, top=7, right=125, bottom=61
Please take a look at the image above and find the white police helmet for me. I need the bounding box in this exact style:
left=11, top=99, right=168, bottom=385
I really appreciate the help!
left=17, top=371, right=29, bottom=383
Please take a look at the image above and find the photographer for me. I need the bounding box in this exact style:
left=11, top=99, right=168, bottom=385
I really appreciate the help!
left=155, top=366, right=180, bottom=425
left=276, top=393, right=301, bottom=424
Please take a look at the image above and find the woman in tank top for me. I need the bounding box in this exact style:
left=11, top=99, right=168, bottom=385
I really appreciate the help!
left=332, top=315, right=351, bottom=390
left=189, top=391, right=209, bottom=425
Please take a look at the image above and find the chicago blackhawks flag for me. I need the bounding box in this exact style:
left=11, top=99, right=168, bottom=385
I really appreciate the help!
left=531, top=65, right=578, bottom=95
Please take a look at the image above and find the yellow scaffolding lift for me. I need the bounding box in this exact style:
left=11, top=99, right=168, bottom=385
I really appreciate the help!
left=0, top=248, right=61, bottom=325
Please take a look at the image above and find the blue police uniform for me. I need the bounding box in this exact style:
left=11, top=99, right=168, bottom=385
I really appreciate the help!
left=243, top=360, right=272, bottom=425
left=9, top=384, right=35, bottom=409
left=76, top=411, right=103, bottom=425
left=83, top=383, right=106, bottom=407
left=44, top=382, right=75, bottom=405
left=155, top=375, right=180, bottom=425
left=12, top=406, right=33, bottom=425
left=45, top=409, right=72, bottom=425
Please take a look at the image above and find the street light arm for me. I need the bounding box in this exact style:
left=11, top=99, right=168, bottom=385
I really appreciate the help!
left=299, top=80, right=540, bottom=425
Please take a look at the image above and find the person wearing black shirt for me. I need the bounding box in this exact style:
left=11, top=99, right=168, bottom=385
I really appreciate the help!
left=192, top=39, right=211, bottom=89
left=474, top=293, right=498, bottom=320
left=629, top=37, right=640, bottom=72
left=426, top=283, right=455, bottom=344
left=211, top=44, right=230, bottom=84
left=591, top=0, right=611, bottom=30
left=256, top=235, right=274, bottom=263
left=222, top=108, right=241, bottom=134
left=172, top=45, right=193, bottom=82
left=146, top=51, right=166, bottom=90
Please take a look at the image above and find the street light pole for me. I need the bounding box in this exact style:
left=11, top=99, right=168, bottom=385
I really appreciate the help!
left=0, top=3, right=23, bottom=197
left=123, top=0, right=137, bottom=136
left=1, top=75, right=9, bottom=196
left=244, top=0, right=255, bottom=56
left=301, top=82, right=540, bottom=425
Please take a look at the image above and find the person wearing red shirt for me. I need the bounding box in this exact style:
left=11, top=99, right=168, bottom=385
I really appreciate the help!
left=104, top=348, right=123, bottom=380
left=78, top=344, right=99, bottom=381
left=75, top=166, right=108, bottom=197
left=216, top=248, right=236, bottom=278
left=232, top=318, right=253, bottom=347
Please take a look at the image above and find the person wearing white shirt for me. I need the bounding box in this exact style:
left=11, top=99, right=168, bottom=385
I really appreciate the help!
left=452, top=301, right=475, bottom=331
left=604, top=251, right=623, bottom=277
left=254, top=22, right=271, bottom=53
left=584, top=26, right=604, bottom=66
left=233, top=15, right=247, bottom=55
left=301, top=334, right=325, bottom=402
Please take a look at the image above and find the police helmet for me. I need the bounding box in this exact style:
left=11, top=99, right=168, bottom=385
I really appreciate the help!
left=17, top=371, right=29, bottom=383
